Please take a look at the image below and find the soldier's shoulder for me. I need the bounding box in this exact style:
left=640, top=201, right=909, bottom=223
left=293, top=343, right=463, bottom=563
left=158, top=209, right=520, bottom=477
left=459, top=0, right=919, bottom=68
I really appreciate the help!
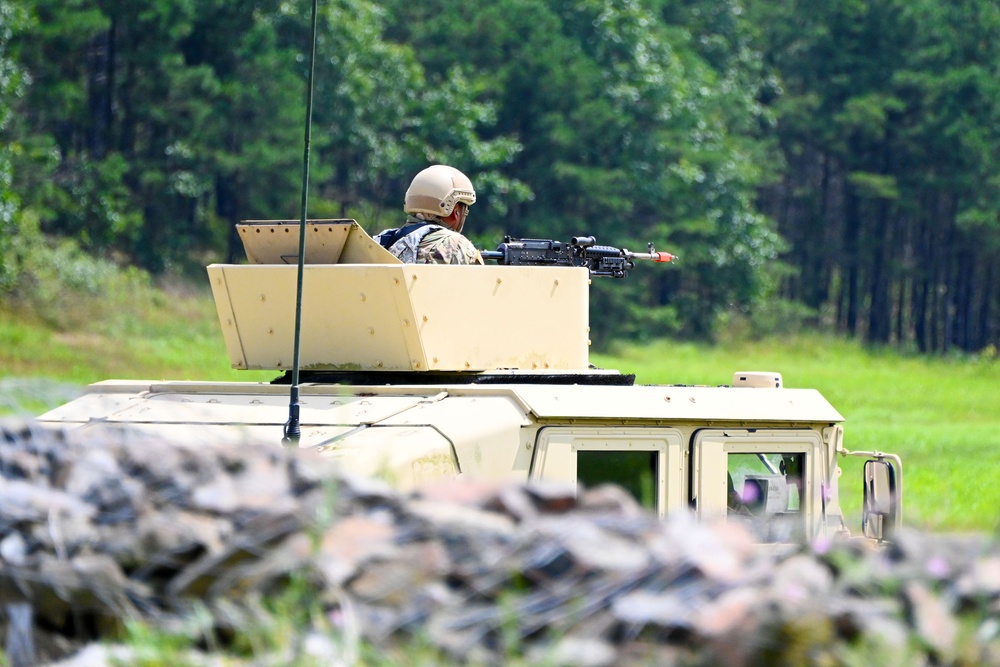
left=417, top=229, right=480, bottom=265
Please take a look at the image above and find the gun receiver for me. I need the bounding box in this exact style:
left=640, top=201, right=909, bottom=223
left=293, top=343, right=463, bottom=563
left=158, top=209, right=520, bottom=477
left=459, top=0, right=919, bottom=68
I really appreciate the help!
left=480, top=236, right=675, bottom=278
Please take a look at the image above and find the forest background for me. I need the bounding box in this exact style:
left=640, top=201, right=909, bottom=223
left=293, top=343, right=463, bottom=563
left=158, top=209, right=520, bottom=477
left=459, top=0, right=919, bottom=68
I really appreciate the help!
left=1, top=0, right=999, bottom=352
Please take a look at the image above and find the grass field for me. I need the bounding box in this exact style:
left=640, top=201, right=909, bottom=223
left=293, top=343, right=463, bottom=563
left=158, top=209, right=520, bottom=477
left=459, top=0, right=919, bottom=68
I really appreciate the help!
left=0, top=286, right=273, bottom=413
left=2, top=286, right=998, bottom=533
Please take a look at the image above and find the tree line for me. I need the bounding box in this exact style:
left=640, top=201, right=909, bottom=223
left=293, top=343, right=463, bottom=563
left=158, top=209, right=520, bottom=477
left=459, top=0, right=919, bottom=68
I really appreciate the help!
left=1, top=0, right=997, bottom=352
left=750, top=0, right=1000, bottom=353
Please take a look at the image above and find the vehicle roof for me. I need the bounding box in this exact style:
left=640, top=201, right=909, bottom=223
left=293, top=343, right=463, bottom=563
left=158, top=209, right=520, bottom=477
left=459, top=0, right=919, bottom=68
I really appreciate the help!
left=510, top=383, right=843, bottom=423
left=39, top=378, right=844, bottom=430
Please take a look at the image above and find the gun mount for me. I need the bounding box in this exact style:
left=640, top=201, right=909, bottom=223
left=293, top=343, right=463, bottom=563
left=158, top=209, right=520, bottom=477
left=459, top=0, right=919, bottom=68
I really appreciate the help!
left=213, top=220, right=592, bottom=374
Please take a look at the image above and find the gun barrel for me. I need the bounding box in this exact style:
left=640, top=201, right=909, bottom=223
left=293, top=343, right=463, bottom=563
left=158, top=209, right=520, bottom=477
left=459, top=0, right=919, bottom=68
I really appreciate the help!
left=626, top=250, right=675, bottom=263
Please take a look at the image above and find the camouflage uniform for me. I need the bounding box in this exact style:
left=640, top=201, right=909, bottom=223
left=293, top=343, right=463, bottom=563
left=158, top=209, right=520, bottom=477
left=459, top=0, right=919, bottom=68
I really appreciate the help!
left=374, top=215, right=483, bottom=265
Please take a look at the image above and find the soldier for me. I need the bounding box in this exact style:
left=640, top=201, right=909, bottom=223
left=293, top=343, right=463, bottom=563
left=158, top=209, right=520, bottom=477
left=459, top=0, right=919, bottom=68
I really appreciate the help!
left=374, top=165, right=484, bottom=265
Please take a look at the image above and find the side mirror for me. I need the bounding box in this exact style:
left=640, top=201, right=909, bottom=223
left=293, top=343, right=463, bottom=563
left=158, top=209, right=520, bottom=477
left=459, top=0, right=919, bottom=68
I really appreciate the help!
left=862, top=459, right=898, bottom=541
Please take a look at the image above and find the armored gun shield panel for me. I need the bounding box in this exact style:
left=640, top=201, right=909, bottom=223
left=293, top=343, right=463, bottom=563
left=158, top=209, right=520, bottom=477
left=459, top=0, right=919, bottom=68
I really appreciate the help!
left=236, top=219, right=400, bottom=265
left=208, top=264, right=590, bottom=372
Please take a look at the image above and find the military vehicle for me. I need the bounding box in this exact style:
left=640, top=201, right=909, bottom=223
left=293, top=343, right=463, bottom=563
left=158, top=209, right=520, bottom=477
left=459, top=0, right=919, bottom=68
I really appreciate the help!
left=38, top=219, right=902, bottom=543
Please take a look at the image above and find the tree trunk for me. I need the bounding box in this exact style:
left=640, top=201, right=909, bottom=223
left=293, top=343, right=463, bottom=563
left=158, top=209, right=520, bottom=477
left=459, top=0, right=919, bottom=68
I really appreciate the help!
left=867, top=199, right=893, bottom=343
left=85, top=25, right=114, bottom=158
left=842, top=186, right=861, bottom=336
left=217, top=176, right=242, bottom=264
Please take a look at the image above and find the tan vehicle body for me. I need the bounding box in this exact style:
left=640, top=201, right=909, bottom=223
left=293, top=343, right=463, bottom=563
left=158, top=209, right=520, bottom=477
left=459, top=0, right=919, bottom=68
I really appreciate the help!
left=39, top=221, right=902, bottom=542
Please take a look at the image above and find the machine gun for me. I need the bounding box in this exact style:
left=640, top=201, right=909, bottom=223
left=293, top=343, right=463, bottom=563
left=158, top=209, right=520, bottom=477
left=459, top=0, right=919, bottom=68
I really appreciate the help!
left=480, top=236, right=675, bottom=278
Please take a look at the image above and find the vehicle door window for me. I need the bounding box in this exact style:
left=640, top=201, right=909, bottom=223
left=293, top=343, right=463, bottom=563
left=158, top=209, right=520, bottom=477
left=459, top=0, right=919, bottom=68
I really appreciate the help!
left=531, top=428, right=685, bottom=516
left=692, top=429, right=822, bottom=542
left=578, top=449, right=658, bottom=510
left=727, top=452, right=804, bottom=514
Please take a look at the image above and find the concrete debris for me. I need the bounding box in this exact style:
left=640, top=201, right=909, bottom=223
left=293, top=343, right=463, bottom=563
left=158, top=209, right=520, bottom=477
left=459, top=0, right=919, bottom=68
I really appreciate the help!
left=1, top=417, right=999, bottom=666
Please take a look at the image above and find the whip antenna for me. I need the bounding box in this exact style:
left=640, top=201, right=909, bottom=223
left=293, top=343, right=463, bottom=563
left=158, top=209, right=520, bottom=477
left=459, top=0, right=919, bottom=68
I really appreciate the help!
left=283, top=0, right=320, bottom=445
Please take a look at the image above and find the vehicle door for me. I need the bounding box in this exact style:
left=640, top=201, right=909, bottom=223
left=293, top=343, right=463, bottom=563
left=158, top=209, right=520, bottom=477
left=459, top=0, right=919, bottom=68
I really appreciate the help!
left=691, top=428, right=825, bottom=542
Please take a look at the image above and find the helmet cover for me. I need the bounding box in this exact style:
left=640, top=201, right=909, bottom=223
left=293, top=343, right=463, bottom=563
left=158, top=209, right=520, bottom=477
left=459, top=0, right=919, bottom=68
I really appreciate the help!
left=404, top=165, right=476, bottom=217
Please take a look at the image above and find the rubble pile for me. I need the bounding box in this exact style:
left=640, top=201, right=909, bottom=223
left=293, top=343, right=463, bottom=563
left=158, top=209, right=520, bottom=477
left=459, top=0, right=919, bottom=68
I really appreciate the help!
left=1, top=417, right=999, bottom=666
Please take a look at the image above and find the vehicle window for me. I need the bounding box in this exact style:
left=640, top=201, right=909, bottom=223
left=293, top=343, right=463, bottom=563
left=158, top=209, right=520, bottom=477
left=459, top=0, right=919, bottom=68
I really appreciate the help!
left=691, top=429, right=821, bottom=542
left=531, top=428, right=685, bottom=516
left=578, top=449, right=657, bottom=510
left=727, top=452, right=803, bottom=515
left=726, top=452, right=805, bottom=542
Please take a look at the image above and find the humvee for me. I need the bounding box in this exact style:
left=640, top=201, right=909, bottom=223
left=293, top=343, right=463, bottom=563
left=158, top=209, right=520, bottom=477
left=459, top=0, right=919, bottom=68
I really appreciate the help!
left=38, top=220, right=902, bottom=542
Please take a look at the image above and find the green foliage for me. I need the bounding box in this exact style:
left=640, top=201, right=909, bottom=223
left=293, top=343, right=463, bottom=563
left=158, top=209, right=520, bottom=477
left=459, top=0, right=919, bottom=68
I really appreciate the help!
left=309, top=0, right=527, bottom=229
left=0, top=0, right=27, bottom=291
left=5, top=213, right=153, bottom=330
left=5, top=0, right=786, bottom=340
left=750, top=0, right=1000, bottom=351
left=5, top=0, right=998, bottom=346
left=718, top=298, right=820, bottom=340
left=53, top=153, right=143, bottom=247
left=381, top=0, right=782, bottom=338
left=116, top=618, right=206, bottom=667
left=0, top=230, right=272, bottom=399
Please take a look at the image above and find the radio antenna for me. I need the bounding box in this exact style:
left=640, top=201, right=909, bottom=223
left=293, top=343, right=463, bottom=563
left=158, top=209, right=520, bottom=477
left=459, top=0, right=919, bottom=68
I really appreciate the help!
left=283, top=0, right=320, bottom=445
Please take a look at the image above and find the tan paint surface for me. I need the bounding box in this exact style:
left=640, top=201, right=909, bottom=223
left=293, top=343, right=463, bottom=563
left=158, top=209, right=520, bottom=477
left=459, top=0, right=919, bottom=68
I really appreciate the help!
left=208, top=264, right=590, bottom=372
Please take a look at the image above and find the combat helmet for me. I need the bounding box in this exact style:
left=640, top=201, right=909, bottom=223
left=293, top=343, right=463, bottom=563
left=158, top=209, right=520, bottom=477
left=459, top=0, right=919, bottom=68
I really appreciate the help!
left=404, top=165, right=476, bottom=218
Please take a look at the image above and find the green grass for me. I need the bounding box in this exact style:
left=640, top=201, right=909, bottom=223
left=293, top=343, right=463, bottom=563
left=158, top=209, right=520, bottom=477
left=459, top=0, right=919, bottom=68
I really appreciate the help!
left=593, top=335, right=1000, bottom=532
left=0, top=285, right=273, bottom=414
